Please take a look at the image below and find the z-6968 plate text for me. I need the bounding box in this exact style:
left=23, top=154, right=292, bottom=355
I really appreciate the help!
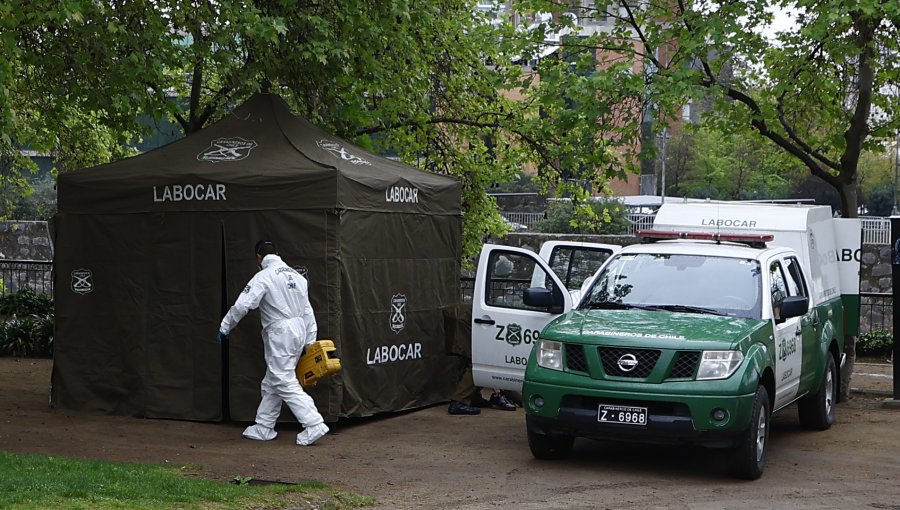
left=597, top=404, right=647, bottom=426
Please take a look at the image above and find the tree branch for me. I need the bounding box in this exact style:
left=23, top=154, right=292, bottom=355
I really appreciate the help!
left=775, top=95, right=840, bottom=170
left=355, top=116, right=564, bottom=174
left=692, top=53, right=837, bottom=187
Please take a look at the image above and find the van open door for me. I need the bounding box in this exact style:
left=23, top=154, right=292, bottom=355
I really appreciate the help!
left=471, top=242, right=621, bottom=392
left=538, top=241, right=620, bottom=305
left=471, top=244, right=571, bottom=391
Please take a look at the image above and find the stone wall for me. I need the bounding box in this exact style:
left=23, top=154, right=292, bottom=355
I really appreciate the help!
left=859, top=244, right=892, bottom=335
left=860, top=244, right=891, bottom=294
left=0, top=221, right=53, bottom=261
left=0, top=221, right=54, bottom=295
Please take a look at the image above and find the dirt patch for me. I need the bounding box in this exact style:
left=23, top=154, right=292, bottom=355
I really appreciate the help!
left=2, top=358, right=900, bottom=509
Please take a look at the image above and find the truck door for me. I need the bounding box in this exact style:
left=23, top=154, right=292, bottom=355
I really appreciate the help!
left=538, top=241, right=620, bottom=305
left=472, top=244, right=573, bottom=392
left=782, top=255, right=818, bottom=393
left=770, top=258, right=805, bottom=409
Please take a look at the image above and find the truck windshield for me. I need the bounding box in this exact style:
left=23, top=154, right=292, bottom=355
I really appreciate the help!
left=581, top=253, right=762, bottom=319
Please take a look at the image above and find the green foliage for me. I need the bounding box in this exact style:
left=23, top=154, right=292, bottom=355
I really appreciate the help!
left=518, top=0, right=900, bottom=217
left=668, top=123, right=797, bottom=201
left=0, top=313, right=53, bottom=358
left=535, top=197, right=629, bottom=235
left=864, top=183, right=895, bottom=216
left=0, top=287, right=54, bottom=358
left=857, top=329, right=893, bottom=358
left=1, top=174, right=57, bottom=221
left=490, top=174, right=548, bottom=213
left=857, top=149, right=895, bottom=197
left=9, top=0, right=897, bottom=257
left=0, top=452, right=371, bottom=510
left=6, top=1, right=632, bottom=260
left=857, top=148, right=897, bottom=215
left=231, top=475, right=253, bottom=486
left=0, top=286, right=53, bottom=316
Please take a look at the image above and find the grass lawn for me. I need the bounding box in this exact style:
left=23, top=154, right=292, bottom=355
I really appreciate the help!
left=0, top=452, right=373, bottom=510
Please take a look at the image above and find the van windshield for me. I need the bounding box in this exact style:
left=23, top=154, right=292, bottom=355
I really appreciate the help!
left=580, top=253, right=763, bottom=319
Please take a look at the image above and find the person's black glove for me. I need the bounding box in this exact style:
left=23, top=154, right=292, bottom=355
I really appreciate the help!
left=216, top=331, right=228, bottom=345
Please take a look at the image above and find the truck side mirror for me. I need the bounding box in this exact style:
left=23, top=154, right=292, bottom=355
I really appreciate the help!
left=523, top=287, right=564, bottom=314
left=780, top=296, right=809, bottom=319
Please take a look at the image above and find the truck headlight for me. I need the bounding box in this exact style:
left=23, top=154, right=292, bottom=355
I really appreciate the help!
left=696, top=350, right=744, bottom=380
left=537, top=340, right=563, bottom=371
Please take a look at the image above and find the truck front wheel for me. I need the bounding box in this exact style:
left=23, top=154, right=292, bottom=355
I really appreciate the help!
left=528, top=429, right=574, bottom=460
left=798, top=353, right=837, bottom=430
left=731, top=386, right=770, bottom=480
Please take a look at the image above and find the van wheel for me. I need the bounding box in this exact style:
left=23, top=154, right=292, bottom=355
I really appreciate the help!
left=528, top=429, right=574, bottom=460
left=731, top=386, right=770, bottom=480
left=798, top=353, right=837, bottom=430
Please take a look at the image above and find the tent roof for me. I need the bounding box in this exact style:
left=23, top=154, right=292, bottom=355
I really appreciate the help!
left=58, top=94, right=460, bottom=215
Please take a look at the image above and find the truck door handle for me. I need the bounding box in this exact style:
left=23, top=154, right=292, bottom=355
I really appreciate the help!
left=474, top=318, right=496, bottom=325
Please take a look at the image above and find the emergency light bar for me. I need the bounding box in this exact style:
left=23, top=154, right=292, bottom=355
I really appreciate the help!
left=637, top=229, right=774, bottom=249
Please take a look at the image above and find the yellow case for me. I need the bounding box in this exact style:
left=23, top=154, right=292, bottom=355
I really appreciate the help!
left=296, top=340, right=342, bottom=387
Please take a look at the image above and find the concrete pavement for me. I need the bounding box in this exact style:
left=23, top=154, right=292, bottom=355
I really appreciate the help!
left=851, top=360, right=900, bottom=408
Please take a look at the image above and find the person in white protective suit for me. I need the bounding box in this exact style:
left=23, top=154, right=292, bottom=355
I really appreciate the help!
left=217, top=240, right=329, bottom=446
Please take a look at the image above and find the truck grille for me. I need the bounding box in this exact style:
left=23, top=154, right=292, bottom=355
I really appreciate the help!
left=598, top=347, right=660, bottom=378
left=565, top=344, right=588, bottom=372
left=668, top=351, right=700, bottom=379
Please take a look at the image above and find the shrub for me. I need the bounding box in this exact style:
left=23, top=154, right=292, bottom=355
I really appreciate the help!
left=535, top=198, right=630, bottom=235
left=0, top=286, right=53, bottom=317
left=857, top=329, right=893, bottom=358
left=0, top=314, right=54, bottom=358
left=0, top=287, right=54, bottom=358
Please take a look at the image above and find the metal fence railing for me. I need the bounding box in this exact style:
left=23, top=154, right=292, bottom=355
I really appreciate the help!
left=0, top=260, right=54, bottom=298
left=461, top=276, right=475, bottom=302
left=860, top=292, right=892, bottom=335
left=500, top=212, right=544, bottom=231
left=626, top=213, right=656, bottom=234
left=860, top=216, right=890, bottom=246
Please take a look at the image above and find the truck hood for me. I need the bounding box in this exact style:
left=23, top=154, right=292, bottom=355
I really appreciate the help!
left=545, top=309, right=767, bottom=350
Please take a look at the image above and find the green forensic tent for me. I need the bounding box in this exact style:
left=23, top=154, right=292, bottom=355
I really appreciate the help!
left=51, top=93, right=463, bottom=422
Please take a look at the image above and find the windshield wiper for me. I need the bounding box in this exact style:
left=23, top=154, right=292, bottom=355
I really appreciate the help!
left=648, top=304, right=725, bottom=316
left=582, top=302, right=652, bottom=311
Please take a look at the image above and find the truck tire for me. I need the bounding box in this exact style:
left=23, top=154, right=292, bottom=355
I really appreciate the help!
left=731, top=386, right=770, bottom=480
left=798, top=353, right=837, bottom=430
left=527, top=429, right=574, bottom=460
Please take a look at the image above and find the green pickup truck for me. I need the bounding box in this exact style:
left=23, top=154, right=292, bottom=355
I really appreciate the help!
left=473, top=202, right=860, bottom=479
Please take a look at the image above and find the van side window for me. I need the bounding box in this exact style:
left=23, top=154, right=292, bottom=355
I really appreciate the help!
left=769, top=261, right=788, bottom=320
left=783, top=256, right=808, bottom=298
left=486, top=251, right=556, bottom=311
left=548, top=247, right=612, bottom=292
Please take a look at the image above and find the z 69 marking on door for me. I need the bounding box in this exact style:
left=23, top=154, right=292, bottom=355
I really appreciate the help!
left=495, top=324, right=541, bottom=345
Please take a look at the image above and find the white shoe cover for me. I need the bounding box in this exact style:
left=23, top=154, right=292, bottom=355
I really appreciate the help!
left=296, top=423, right=329, bottom=446
left=243, top=424, right=278, bottom=441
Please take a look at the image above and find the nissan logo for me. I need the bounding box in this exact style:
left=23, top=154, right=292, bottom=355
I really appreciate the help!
left=617, top=353, right=638, bottom=372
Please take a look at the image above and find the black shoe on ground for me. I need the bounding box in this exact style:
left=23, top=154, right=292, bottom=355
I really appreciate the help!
left=448, top=400, right=481, bottom=415
left=470, top=393, right=492, bottom=408
left=490, top=392, right=517, bottom=411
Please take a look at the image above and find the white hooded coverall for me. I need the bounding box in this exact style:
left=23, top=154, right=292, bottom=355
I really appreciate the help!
left=219, top=254, right=327, bottom=444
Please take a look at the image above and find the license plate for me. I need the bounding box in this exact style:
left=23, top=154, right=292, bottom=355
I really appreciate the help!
left=597, top=404, right=648, bottom=426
